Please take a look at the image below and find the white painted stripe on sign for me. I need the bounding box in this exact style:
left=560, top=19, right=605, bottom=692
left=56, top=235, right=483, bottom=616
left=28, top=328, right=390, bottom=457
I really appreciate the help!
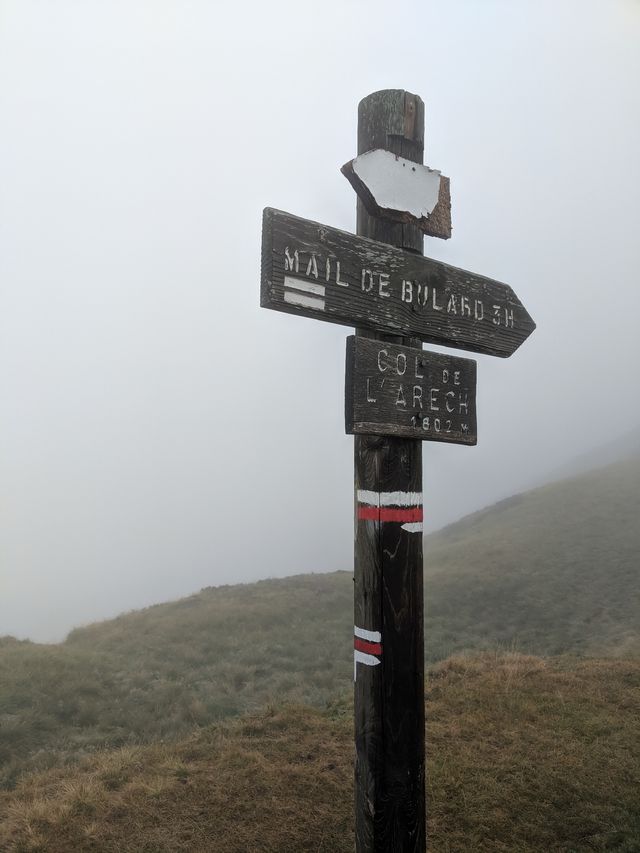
left=283, top=275, right=326, bottom=297
left=283, top=291, right=325, bottom=311
left=401, top=522, right=424, bottom=534
left=354, top=626, right=382, bottom=643
left=357, top=490, right=423, bottom=507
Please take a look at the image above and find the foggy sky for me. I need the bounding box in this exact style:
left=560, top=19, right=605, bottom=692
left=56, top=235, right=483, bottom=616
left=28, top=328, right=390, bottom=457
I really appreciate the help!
left=1, top=1, right=639, bottom=642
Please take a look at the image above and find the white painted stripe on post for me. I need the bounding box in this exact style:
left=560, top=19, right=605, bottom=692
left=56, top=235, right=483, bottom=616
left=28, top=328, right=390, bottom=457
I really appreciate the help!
left=283, top=291, right=325, bottom=311
left=354, top=626, right=382, bottom=643
left=357, top=490, right=423, bottom=507
left=357, top=490, right=379, bottom=506
left=283, top=275, right=326, bottom=297
left=354, top=650, right=380, bottom=667
left=401, top=522, right=424, bottom=534
left=354, top=650, right=381, bottom=680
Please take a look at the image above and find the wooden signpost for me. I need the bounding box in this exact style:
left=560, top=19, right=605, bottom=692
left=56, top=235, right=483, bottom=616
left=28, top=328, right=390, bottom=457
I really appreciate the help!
left=259, top=88, right=535, bottom=853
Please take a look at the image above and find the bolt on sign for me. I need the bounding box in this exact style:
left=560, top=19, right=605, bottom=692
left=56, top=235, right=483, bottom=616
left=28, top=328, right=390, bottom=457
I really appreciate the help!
left=345, top=337, right=477, bottom=444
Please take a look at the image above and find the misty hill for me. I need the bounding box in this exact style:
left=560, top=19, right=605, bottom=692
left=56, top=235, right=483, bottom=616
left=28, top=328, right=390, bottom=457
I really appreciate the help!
left=2, top=654, right=639, bottom=852
left=0, top=573, right=353, bottom=787
left=541, top=425, right=640, bottom=485
left=424, top=452, right=640, bottom=661
left=1, top=452, right=639, bottom=787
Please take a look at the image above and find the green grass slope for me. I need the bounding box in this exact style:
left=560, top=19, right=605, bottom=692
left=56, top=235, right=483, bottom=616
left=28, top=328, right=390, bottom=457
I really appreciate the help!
left=2, top=655, right=639, bottom=853
left=1, top=453, right=638, bottom=788
left=0, top=574, right=353, bottom=787
left=424, top=454, right=640, bottom=661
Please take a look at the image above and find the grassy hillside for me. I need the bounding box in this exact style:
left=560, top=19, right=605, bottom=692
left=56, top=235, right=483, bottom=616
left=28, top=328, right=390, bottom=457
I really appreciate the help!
left=1, top=453, right=639, bottom=788
left=424, top=454, right=640, bottom=661
left=2, top=655, right=639, bottom=852
left=0, top=573, right=353, bottom=788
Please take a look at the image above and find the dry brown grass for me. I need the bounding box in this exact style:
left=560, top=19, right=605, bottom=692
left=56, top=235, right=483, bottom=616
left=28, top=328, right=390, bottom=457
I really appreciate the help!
left=426, top=653, right=640, bottom=851
left=0, top=704, right=353, bottom=853
left=2, top=654, right=640, bottom=852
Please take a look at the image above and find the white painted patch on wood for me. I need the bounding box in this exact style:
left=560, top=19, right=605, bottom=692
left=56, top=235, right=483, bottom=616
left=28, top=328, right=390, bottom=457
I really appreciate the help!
left=354, top=650, right=381, bottom=668
left=401, top=522, right=423, bottom=534
left=283, top=291, right=325, bottom=310
left=283, top=276, right=326, bottom=297
left=283, top=276, right=326, bottom=310
left=354, top=626, right=382, bottom=642
left=351, top=149, right=441, bottom=219
left=357, top=490, right=423, bottom=507
left=354, top=650, right=381, bottom=681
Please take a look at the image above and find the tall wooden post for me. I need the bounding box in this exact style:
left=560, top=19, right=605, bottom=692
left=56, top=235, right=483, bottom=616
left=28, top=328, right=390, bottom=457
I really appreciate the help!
left=354, top=90, right=426, bottom=852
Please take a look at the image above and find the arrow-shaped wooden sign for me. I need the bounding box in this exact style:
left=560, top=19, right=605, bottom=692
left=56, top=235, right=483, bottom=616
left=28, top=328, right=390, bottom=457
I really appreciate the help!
left=261, top=208, right=535, bottom=358
left=341, top=149, right=452, bottom=239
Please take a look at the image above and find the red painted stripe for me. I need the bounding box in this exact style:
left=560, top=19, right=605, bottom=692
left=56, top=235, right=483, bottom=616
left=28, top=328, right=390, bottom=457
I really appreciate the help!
left=358, top=506, right=380, bottom=521
left=380, top=507, right=423, bottom=522
left=357, top=506, right=423, bottom=523
left=354, top=637, right=382, bottom=656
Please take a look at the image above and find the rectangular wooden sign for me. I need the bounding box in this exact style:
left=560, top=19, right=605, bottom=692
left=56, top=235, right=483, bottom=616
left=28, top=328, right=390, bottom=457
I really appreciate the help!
left=261, top=208, right=535, bottom=357
left=345, top=336, right=477, bottom=444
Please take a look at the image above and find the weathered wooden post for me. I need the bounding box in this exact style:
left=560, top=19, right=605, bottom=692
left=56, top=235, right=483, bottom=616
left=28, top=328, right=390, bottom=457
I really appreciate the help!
left=260, top=87, right=535, bottom=853
left=352, top=90, right=427, bottom=852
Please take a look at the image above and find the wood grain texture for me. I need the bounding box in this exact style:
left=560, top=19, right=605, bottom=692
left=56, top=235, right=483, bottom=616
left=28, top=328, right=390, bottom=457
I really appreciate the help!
left=357, top=90, right=424, bottom=255
left=260, top=208, right=534, bottom=358
left=346, top=336, right=477, bottom=444
left=425, top=175, right=452, bottom=240
left=354, top=435, right=424, bottom=853
left=354, top=89, right=426, bottom=853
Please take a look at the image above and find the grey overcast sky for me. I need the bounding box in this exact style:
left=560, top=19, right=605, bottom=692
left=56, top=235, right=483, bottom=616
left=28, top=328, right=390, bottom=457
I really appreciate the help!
left=1, top=1, right=639, bottom=642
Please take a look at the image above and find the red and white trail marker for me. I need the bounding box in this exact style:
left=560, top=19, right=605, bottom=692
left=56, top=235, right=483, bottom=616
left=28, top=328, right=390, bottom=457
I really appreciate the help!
left=354, top=625, right=383, bottom=679
left=357, top=489, right=424, bottom=533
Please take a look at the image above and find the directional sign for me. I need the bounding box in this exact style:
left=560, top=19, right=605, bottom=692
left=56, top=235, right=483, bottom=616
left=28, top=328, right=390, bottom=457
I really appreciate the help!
left=341, top=149, right=452, bottom=238
left=261, top=208, right=535, bottom=358
left=345, top=337, right=477, bottom=444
